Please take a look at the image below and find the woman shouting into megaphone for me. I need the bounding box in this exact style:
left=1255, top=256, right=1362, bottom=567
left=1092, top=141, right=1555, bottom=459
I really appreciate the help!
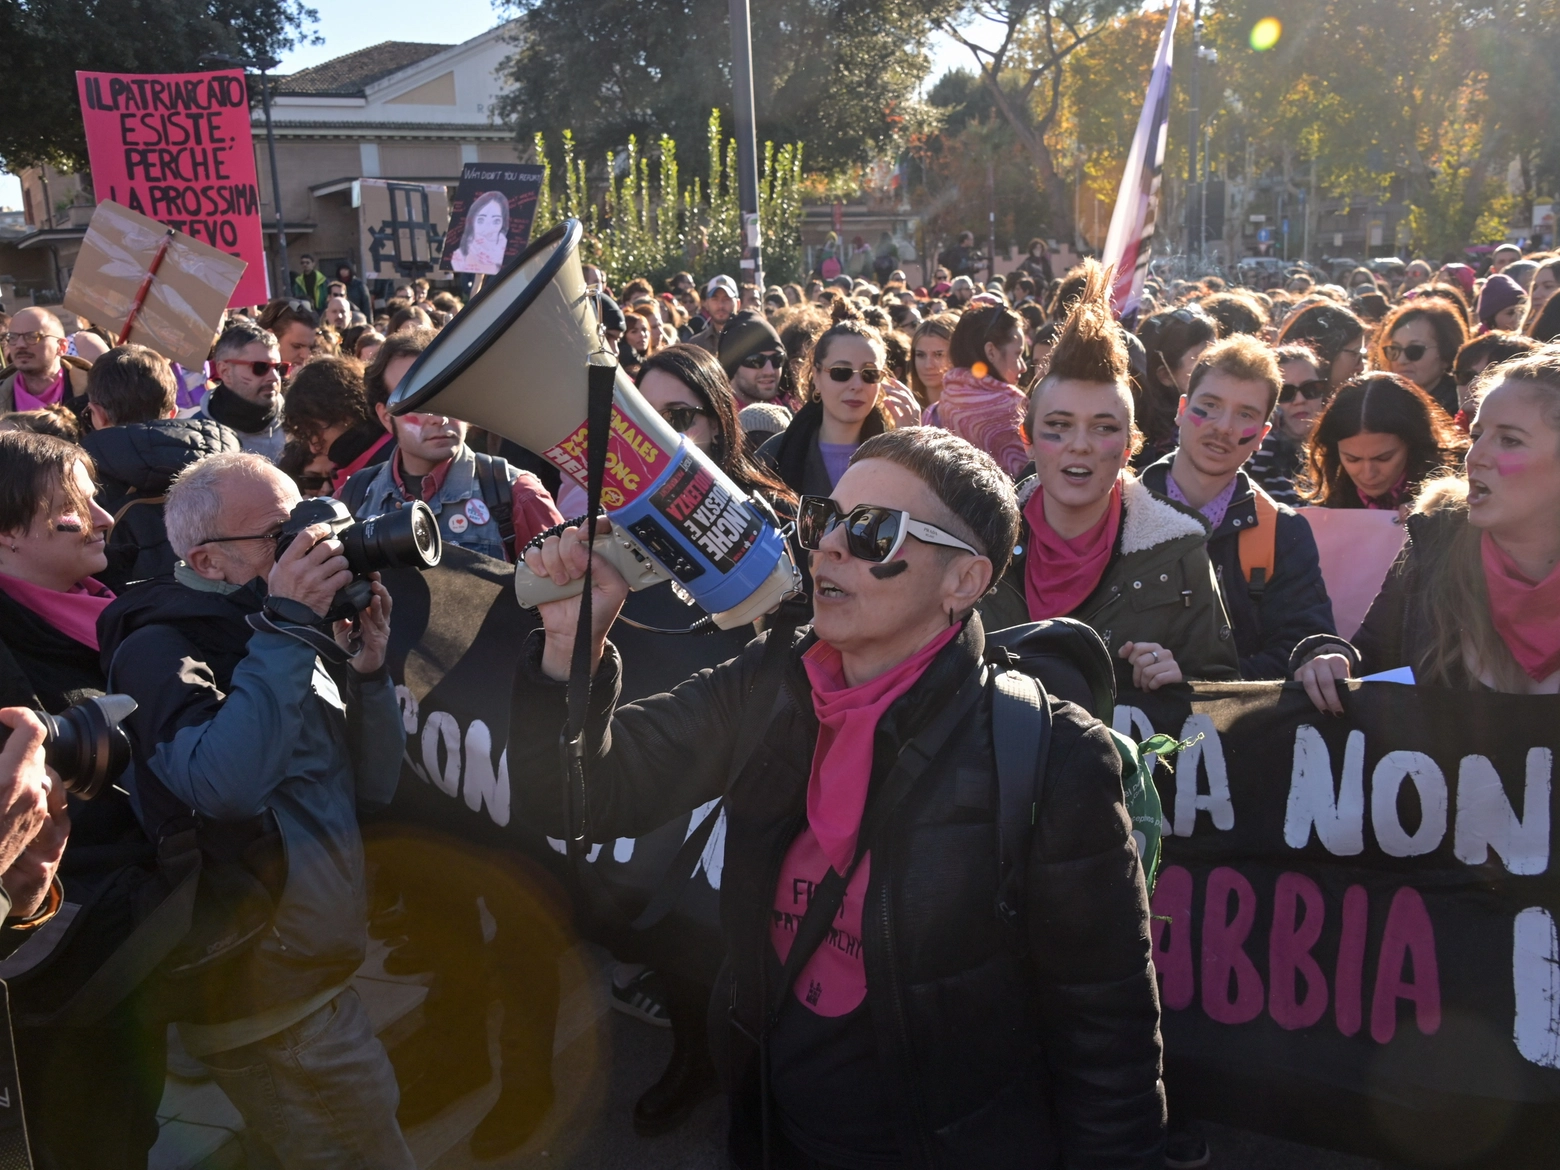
left=511, top=426, right=1165, bottom=1169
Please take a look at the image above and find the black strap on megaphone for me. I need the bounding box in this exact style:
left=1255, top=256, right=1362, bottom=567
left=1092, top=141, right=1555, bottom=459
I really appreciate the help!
left=560, top=361, right=618, bottom=856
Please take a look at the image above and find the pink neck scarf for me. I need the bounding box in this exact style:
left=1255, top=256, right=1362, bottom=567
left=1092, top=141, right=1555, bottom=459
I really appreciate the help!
left=13, top=368, right=65, bottom=411
left=0, top=572, right=114, bottom=650
left=802, top=624, right=962, bottom=873
left=937, top=365, right=1029, bottom=479
left=1023, top=479, right=1122, bottom=620
left=1481, top=533, right=1560, bottom=682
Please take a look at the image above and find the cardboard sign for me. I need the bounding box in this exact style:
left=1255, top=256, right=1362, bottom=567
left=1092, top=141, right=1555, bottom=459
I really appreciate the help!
left=358, top=180, right=449, bottom=281
left=63, top=200, right=246, bottom=370
left=76, top=69, right=269, bottom=307
left=441, top=163, right=546, bottom=275
left=1296, top=507, right=1408, bottom=639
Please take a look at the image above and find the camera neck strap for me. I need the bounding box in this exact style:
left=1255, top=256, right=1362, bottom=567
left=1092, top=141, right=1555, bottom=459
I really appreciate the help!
left=247, top=597, right=353, bottom=666
left=560, top=361, right=618, bottom=853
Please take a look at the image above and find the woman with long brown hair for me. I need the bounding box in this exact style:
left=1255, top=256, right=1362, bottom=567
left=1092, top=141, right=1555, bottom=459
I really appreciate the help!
left=1298, top=349, right=1560, bottom=709
left=1300, top=373, right=1465, bottom=510
left=907, top=312, right=957, bottom=413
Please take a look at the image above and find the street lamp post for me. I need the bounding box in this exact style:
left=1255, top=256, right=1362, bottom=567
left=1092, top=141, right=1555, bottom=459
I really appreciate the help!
left=727, top=0, right=764, bottom=292
left=207, top=52, right=289, bottom=298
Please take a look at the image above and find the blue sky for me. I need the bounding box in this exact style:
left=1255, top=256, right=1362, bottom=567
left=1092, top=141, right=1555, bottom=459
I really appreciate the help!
left=1, top=2, right=967, bottom=208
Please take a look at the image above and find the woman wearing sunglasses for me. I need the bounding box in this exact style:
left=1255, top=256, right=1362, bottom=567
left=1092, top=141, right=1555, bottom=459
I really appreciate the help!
left=1246, top=344, right=1331, bottom=505
left=1300, top=373, right=1465, bottom=511
left=981, top=262, right=1238, bottom=692
left=936, top=304, right=1031, bottom=478
left=1375, top=300, right=1468, bottom=416
left=757, top=304, right=891, bottom=497
left=0, top=431, right=159, bottom=1170
left=513, top=424, right=1164, bottom=1170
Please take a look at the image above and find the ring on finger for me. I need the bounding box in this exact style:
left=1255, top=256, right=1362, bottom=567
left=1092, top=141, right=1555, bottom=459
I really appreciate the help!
left=1149, top=650, right=1159, bottom=663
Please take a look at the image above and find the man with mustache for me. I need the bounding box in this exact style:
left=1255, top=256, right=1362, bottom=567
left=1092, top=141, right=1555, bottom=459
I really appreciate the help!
left=1139, top=335, right=1338, bottom=679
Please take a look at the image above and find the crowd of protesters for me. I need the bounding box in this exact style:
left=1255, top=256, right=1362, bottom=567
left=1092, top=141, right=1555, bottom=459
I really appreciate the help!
left=0, top=226, right=1557, bottom=1170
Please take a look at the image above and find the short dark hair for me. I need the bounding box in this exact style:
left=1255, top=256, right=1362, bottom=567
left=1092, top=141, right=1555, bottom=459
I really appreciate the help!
left=282, top=356, right=370, bottom=446
left=86, top=344, right=177, bottom=425
left=1455, top=331, right=1538, bottom=385
left=851, top=426, right=1019, bottom=583
left=212, top=319, right=278, bottom=362
left=364, top=326, right=436, bottom=408
left=948, top=304, right=1022, bottom=371
left=258, top=297, right=318, bottom=334
left=1275, top=302, right=1364, bottom=368
left=0, top=430, right=95, bottom=537
left=1199, top=292, right=1267, bottom=338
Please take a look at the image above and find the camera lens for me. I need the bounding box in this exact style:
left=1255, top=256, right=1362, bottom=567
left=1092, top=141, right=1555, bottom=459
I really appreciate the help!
left=0, top=696, right=138, bottom=800
left=347, top=500, right=442, bottom=573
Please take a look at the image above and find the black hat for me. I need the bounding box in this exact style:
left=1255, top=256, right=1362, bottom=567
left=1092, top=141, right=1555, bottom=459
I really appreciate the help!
left=717, top=310, right=785, bottom=378
left=596, top=293, right=626, bottom=335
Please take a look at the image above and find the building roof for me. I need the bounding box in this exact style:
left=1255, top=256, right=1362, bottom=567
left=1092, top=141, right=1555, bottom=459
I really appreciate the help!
left=273, top=41, right=454, bottom=97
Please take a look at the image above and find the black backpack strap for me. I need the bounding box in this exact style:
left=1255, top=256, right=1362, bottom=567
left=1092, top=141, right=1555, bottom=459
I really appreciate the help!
left=472, top=452, right=516, bottom=560
left=631, top=620, right=799, bottom=932
left=338, top=465, right=375, bottom=517
left=990, top=669, right=1052, bottom=935
left=768, top=664, right=985, bottom=1023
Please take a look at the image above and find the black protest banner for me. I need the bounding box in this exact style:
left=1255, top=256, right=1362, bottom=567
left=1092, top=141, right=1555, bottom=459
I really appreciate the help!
left=378, top=549, right=724, bottom=975
left=1119, top=682, right=1560, bottom=1167
left=380, top=556, right=1560, bottom=1166
left=441, top=163, right=546, bottom=277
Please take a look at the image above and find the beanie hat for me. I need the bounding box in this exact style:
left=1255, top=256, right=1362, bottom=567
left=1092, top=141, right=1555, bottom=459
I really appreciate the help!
left=1477, top=273, right=1525, bottom=328
left=738, top=401, right=793, bottom=442
left=716, top=310, right=785, bottom=377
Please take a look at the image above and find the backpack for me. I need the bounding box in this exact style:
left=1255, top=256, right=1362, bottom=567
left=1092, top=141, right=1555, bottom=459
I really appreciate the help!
left=1237, top=482, right=1281, bottom=599
left=340, top=452, right=516, bottom=560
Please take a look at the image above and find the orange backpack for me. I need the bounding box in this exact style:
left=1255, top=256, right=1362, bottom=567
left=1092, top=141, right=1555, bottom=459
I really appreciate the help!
left=1237, top=486, right=1280, bottom=597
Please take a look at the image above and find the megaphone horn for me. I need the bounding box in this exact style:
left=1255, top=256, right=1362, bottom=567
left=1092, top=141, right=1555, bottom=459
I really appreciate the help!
left=387, top=219, right=799, bottom=629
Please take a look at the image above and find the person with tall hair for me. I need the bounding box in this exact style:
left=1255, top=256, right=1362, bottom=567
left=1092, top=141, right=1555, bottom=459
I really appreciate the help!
left=936, top=303, right=1030, bottom=477
left=1245, top=344, right=1330, bottom=505
left=450, top=191, right=511, bottom=275
left=982, top=261, right=1239, bottom=691
left=1134, top=303, right=1217, bottom=465
left=1138, top=336, right=1338, bottom=680
left=1301, top=374, right=1465, bottom=511
left=1376, top=300, right=1468, bottom=415
left=757, top=303, right=891, bottom=496
left=1275, top=302, right=1368, bottom=389
left=1296, top=350, right=1560, bottom=710
left=513, top=422, right=1165, bottom=1169
left=0, top=431, right=160, bottom=1170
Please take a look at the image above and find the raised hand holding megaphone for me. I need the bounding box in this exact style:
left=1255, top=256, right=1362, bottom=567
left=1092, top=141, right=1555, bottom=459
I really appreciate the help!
left=386, top=219, right=800, bottom=629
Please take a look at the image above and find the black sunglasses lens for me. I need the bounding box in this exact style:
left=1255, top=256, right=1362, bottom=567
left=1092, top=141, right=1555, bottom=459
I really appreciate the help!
left=796, top=497, right=832, bottom=550
left=845, top=507, right=897, bottom=561
left=663, top=406, right=700, bottom=432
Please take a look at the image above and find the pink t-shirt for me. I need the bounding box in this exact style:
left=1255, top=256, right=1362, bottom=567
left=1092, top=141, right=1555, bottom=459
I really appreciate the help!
left=771, top=833, right=871, bottom=1016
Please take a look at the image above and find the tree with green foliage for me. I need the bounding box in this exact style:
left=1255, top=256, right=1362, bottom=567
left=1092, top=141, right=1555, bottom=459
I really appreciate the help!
left=0, top=0, right=318, bottom=173
left=495, top=0, right=936, bottom=181
left=530, top=112, right=808, bottom=287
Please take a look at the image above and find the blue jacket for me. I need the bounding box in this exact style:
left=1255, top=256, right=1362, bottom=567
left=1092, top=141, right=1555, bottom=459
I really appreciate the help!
left=98, top=575, right=404, bottom=1022
left=1140, top=455, right=1337, bottom=680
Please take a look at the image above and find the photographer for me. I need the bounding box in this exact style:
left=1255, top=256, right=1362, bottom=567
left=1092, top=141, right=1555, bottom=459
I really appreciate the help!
left=98, top=452, right=414, bottom=1169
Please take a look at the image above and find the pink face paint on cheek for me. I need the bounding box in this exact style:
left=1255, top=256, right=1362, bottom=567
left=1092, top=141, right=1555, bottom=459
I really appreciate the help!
left=1186, top=406, right=1209, bottom=427
left=1494, top=455, right=1529, bottom=477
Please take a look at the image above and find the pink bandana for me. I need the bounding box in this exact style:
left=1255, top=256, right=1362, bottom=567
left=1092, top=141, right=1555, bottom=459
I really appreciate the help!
left=12, top=368, right=65, bottom=411
left=0, top=572, right=114, bottom=650
left=1481, top=533, right=1560, bottom=682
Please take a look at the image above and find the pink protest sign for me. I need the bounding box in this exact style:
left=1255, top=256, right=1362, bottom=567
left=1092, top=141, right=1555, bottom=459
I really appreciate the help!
left=1296, top=507, right=1409, bottom=640
left=76, top=69, right=269, bottom=307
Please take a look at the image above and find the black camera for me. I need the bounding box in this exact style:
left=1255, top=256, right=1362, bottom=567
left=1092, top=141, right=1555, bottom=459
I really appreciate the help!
left=273, top=497, right=442, bottom=622
left=0, top=694, right=137, bottom=799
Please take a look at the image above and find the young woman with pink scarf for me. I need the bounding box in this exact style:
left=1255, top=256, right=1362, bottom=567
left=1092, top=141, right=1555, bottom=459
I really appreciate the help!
left=935, top=303, right=1032, bottom=478
left=979, top=263, right=1239, bottom=691
left=0, top=430, right=166, bottom=1170
left=511, top=425, right=1165, bottom=1168
left=1298, top=349, right=1560, bottom=710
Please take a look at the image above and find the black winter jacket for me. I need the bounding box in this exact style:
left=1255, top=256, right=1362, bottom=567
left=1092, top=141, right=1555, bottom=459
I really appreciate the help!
left=81, top=418, right=240, bottom=592
left=1140, top=456, right=1337, bottom=679
left=511, top=615, right=1165, bottom=1168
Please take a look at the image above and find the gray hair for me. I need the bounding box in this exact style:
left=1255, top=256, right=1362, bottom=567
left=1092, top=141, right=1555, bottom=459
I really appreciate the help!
left=165, top=451, right=291, bottom=560
left=211, top=320, right=279, bottom=363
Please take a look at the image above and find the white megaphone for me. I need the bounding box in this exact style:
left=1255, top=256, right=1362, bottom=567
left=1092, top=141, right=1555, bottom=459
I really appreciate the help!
left=386, top=219, right=800, bottom=629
